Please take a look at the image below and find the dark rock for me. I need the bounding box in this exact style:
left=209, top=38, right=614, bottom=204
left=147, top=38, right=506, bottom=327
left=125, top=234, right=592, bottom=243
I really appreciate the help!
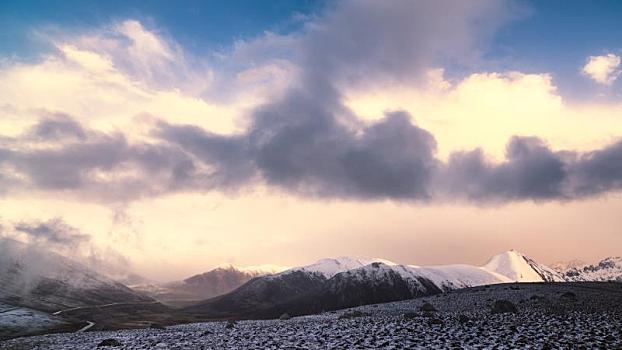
left=420, top=302, right=437, bottom=312
left=457, top=314, right=470, bottom=324
left=491, top=300, right=517, bottom=314
left=97, top=339, right=122, bottom=347
left=429, top=317, right=443, bottom=325
left=225, top=320, right=236, bottom=329
left=402, top=312, right=417, bottom=320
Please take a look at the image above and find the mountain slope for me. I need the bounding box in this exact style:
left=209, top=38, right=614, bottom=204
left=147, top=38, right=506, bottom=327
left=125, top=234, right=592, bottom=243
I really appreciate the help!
left=132, top=264, right=285, bottom=306
left=0, top=238, right=153, bottom=312
left=482, top=250, right=565, bottom=282
left=185, top=270, right=327, bottom=318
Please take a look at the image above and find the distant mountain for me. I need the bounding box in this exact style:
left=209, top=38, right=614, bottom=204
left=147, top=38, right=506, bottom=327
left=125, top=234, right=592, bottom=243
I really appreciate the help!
left=184, top=250, right=561, bottom=319
left=483, top=250, right=565, bottom=282
left=0, top=238, right=153, bottom=312
left=132, top=264, right=285, bottom=306
left=555, top=257, right=622, bottom=282
left=550, top=259, right=588, bottom=272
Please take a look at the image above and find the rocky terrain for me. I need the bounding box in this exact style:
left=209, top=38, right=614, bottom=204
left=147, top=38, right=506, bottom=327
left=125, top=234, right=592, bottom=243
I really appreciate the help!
left=3, top=282, right=621, bottom=349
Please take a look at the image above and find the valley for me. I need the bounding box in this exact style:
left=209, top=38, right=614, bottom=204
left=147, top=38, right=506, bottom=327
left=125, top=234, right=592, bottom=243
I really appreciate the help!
left=3, top=282, right=621, bottom=349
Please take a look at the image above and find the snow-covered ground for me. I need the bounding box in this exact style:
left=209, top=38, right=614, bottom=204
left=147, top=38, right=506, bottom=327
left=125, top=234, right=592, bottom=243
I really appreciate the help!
left=0, top=302, right=69, bottom=340
left=3, top=282, right=621, bottom=349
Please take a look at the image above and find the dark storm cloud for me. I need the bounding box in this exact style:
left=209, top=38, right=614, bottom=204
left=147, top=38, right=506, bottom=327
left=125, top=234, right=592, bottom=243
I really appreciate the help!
left=156, top=122, right=256, bottom=188
left=15, top=217, right=89, bottom=246
left=254, top=110, right=438, bottom=199
left=569, top=140, right=622, bottom=197
left=158, top=110, right=437, bottom=200
left=440, top=137, right=622, bottom=202
left=442, top=137, right=569, bottom=201
left=0, top=123, right=211, bottom=201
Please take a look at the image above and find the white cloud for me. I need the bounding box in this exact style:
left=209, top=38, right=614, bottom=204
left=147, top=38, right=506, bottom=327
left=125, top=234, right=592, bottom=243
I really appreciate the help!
left=0, top=20, right=298, bottom=139
left=346, top=69, right=622, bottom=159
left=582, top=53, right=621, bottom=85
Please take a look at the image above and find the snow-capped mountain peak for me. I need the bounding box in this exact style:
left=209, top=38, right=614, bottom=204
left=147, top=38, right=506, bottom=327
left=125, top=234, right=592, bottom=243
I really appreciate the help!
left=281, top=256, right=398, bottom=278
left=482, top=250, right=564, bottom=282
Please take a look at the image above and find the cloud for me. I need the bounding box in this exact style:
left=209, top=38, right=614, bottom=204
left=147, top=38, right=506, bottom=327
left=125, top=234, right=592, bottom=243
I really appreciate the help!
left=299, top=0, right=516, bottom=88
left=582, top=53, right=621, bottom=85
left=1, top=1, right=622, bottom=205
left=569, top=139, right=622, bottom=196
left=189, top=0, right=514, bottom=200
left=0, top=120, right=208, bottom=201
left=14, top=217, right=90, bottom=247
left=2, top=107, right=622, bottom=204
left=70, top=19, right=205, bottom=93
left=440, top=136, right=622, bottom=202
left=1, top=217, right=133, bottom=286
left=441, top=137, right=569, bottom=201
left=26, top=113, right=87, bottom=141
left=0, top=20, right=257, bottom=138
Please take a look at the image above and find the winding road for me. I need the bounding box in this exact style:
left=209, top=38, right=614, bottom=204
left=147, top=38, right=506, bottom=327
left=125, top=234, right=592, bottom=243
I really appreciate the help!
left=52, top=301, right=159, bottom=315
left=51, top=301, right=160, bottom=333
left=76, top=321, right=95, bottom=333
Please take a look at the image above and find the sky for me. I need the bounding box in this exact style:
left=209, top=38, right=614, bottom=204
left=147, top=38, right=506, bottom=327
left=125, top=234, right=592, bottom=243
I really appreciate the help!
left=1, top=0, right=622, bottom=281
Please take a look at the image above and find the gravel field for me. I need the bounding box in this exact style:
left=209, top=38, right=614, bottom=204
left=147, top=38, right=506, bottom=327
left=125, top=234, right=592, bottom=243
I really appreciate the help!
left=2, top=282, right=621, bottom=349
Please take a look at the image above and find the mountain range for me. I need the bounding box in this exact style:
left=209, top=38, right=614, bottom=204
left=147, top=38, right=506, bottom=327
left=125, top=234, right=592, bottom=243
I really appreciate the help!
left=2, top=236, right=621, bottom=325
left=183, top=250, right=568, bottom=319
left=554, top=257, right=622, bottom=282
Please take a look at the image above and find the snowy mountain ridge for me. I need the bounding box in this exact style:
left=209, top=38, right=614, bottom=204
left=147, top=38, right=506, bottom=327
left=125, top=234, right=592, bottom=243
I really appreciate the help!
left=215, top=263, right=288, bottom=275
left=184, top=249, right=567, bottom=319
left=555, top=256, right=622, bottom=282
left=275, top=250, right=561, bottom=287
left=277, top=257, right=398, bottom=279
